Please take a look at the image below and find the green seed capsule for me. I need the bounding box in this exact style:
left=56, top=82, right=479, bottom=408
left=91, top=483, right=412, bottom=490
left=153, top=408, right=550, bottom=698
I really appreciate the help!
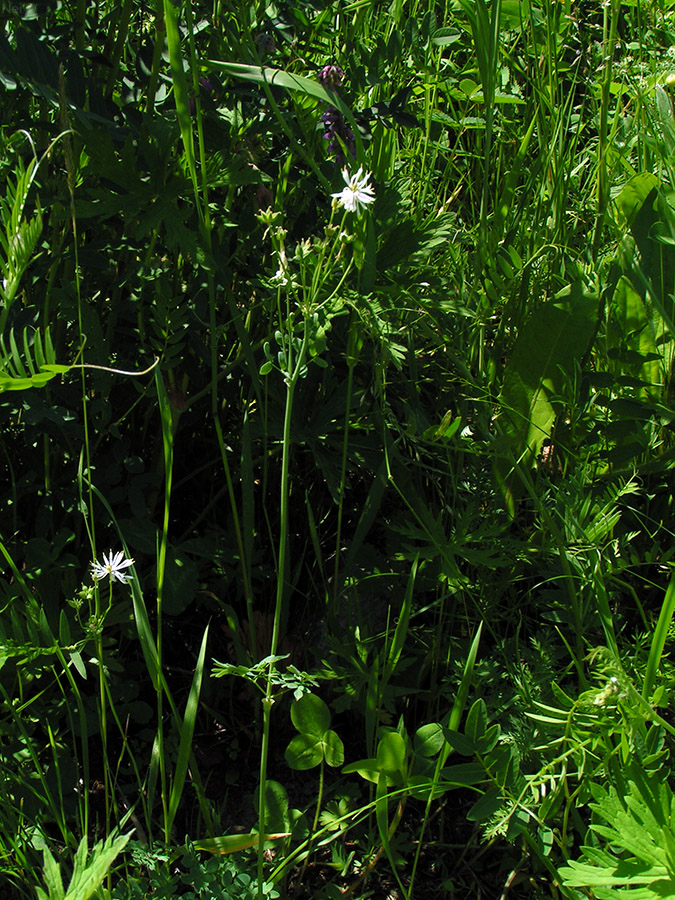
left=666, top=73, right=675, bottom=92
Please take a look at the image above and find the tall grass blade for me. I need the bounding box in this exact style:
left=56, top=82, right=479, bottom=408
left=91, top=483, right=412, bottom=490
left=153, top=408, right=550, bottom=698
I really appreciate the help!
left=166, top=624, right=210, bottom=836
left=447, top=622, right=483, bottom=734
left=643, top=574, right=675, bottom=701
left=163, top=0, right=198, bottom=195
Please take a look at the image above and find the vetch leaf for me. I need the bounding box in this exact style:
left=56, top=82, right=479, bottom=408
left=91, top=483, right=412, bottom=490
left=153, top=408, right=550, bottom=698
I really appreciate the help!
left=467, top=786, right=503, bottom=822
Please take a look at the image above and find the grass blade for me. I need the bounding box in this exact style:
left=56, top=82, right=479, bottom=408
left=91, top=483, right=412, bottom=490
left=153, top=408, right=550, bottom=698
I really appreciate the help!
left=643, top=573, right=675, bottom=701
left=167, top=624, right=209, bottom=835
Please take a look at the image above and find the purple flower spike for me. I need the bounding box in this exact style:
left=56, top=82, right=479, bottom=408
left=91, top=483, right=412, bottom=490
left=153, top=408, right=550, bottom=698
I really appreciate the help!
left=318, top=64, right=345, bottom=91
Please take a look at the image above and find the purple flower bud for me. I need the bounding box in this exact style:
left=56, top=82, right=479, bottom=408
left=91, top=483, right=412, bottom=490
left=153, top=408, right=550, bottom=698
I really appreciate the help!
left=318, top=64, right=345, bottom=91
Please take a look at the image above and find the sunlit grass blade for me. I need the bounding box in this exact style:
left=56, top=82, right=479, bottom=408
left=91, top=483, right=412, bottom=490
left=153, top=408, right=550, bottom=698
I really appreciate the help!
left=643, top=573, right=675, bottom=701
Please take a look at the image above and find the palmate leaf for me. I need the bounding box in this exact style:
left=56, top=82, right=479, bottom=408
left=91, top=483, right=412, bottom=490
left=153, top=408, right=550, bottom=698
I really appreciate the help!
left=559, top=764, right=675, bottom=898
left=38, top=832, right=131, bottom=900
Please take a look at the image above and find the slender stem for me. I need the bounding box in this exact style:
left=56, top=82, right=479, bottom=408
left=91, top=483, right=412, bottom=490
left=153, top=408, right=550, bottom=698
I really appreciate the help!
left=257, top=369, right=297, bottom=896
left=333, top=358, right=354, bottom=604
left=104, top=0, right=134, bottom=97
left=155, top=371, right=175, bottom=842
left=592, top=0, right=620, bottom=254
left=146, top=0, right=166, bottom=114
left=297, top=758, right=325, bottom=885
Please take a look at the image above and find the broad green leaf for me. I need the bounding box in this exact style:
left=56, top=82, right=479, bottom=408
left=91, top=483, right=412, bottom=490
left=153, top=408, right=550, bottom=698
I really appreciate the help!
left=465, top=698, right=487, bottom=744
left=376, top=731, right=407, bottom=783
left=323, top=729, right=345, bottom=768
left=414, top=723, right=444, bottom=758
left=442, top=728, right=476, bottom=757
left=69, top=650, right=86, bottom=680
left=616, top=173, right=659, bottom=227
left=63, top=832, right=132, bottom=900
left=439, top=763, right=486, bottom=786
left=466, top=785, right=502, bottom=822
left=41, top=845, right=65, bottom=900
left=494, top=279, right=599, bottom=515
left=611, top=273, right=669, bottom=399
left=290, top=693, right=331, bottom=738
left=623, top=179, right=675, bottom=338
left=285, top=733, right=323, bottom=770
left=255, top=779, right=290, bottom=834
left=476, top=723, right=501, bottom=754
left=342, top=756, right=395, bottom=786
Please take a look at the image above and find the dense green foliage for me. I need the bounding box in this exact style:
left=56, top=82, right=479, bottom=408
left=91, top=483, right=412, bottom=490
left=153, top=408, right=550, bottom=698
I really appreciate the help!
left=1, top=0, right=675, bottom=897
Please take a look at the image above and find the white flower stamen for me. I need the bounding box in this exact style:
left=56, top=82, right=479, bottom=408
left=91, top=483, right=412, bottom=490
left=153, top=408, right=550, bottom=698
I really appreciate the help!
left=91, top=550, right=135, bottom=584
left=331, top=167, right=375, bottom=215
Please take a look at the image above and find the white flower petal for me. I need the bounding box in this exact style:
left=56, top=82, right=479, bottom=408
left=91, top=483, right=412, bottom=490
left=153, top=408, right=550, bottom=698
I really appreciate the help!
left=91, top=550, right=135, bottom=584
left=331, top=168, right=375, bottom=216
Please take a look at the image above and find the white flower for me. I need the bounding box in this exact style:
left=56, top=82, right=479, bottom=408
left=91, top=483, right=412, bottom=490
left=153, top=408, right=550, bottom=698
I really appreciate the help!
left=331, top=167, right=375, bottom=215
left=91, top=550, right=135, bottom=584
left=270, top=248, right=291, bottom=286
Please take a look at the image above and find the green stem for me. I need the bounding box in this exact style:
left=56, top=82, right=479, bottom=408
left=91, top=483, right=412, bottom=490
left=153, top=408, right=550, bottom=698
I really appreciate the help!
left=155, top=370, right=175, bottom=842
left=146, top=0, right=166, bottom=114
left=257, top=369, right=297, bottom=896
left=592, top=0, right=620, bottom=254
left=297, top=758, right=324, bottom=885
left=333, top=359, right=354, bottom=604
left=104, top=0, right=134, bottom=97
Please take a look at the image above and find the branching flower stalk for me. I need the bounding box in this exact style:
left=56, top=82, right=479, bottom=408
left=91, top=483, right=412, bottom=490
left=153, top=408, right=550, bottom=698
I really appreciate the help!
left=256, top=321, right=307, bottom=898
left=256, top=182, right=370, bottom=895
